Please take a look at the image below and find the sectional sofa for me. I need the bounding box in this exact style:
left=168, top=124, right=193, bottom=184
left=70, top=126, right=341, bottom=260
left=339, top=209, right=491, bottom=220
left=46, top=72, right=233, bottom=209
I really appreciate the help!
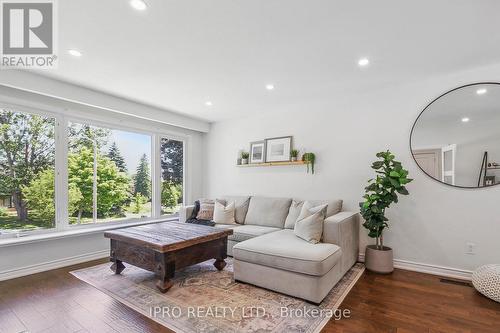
left=179, top=195, right=359, bottom=303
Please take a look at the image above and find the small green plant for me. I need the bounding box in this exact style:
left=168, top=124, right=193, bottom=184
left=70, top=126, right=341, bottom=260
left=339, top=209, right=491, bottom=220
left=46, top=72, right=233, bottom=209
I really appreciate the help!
left=291, top=149, right=299, bottom=158
left=132, top=193, right=147, bottom=214
left=302, top=152, right=315, bottom=174
left=0, top=207, right=8, bottom=217
left=241, top=152, right=250, bottom=159
left=359, top=151, right=413, bottom=250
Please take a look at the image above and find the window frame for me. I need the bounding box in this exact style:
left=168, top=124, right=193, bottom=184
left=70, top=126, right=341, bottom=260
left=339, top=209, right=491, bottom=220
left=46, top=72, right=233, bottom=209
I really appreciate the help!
left=0, top=101, right=189, bottom=240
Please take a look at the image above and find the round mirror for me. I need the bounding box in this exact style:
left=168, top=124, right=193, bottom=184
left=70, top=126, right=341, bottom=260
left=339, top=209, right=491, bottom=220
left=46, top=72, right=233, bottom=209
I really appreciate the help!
left=411, top=83, right=500, bottom=188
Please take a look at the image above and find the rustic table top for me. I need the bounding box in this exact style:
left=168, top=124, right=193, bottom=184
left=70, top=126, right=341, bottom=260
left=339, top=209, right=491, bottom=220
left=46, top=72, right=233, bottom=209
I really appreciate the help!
left=104, top=221, right=233, bottom=252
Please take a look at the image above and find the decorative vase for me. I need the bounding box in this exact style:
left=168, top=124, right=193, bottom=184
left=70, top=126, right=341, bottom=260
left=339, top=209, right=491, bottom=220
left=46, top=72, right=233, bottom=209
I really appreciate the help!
left=237, top=158, right=242, bottom=165
left=291, top=157, right=297, bottom=162
left=364, top=245, right=394, bottom=274
left=241, top=159, right=248, bottom=165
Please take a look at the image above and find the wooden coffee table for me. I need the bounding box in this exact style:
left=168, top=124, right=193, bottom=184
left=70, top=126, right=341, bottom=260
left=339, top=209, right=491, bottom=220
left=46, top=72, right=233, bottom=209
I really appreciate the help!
left=104, top=221, right=233, bottom=292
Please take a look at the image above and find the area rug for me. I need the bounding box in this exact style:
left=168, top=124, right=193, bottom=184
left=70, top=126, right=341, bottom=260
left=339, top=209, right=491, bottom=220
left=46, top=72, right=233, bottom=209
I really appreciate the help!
left=71, top=259, right=364, bottom=333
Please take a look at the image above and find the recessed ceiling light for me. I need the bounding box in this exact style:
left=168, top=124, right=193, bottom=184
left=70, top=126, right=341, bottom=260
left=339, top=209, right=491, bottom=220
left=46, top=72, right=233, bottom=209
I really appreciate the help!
left=205, top=101, right=213, bottom=106
left=67, top=49, right=82, bottom=57
left=461, top=117, right=470, bottom=123
left=265, top=84, right=275, bottom=90
left=130, top=0, right=147, bottom=10
left=358, top=57, right=370, bottom=67
left=476, top=88, right=487, bottom=95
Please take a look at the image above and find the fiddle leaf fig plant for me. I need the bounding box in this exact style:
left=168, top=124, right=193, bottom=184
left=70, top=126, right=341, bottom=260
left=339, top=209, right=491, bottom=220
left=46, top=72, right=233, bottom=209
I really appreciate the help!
left=359, top=151, right=413, bottom=250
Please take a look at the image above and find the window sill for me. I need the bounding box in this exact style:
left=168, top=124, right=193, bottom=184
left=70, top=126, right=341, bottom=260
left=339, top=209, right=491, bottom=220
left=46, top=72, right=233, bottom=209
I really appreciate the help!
left=0, top=217, right=179, bottom=248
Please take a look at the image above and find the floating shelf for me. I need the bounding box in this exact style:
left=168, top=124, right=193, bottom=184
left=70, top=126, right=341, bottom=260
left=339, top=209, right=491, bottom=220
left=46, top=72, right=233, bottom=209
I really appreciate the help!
left=237, top=160, right=306, bottom=167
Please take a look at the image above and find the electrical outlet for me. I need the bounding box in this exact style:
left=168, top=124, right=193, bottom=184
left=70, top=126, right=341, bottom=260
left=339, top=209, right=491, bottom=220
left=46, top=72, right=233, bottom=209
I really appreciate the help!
left=466, top=242, right=476, bottom=255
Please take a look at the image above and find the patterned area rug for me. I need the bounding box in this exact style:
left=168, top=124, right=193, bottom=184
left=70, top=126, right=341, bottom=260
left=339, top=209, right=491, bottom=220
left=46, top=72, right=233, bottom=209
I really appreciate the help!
left=71, top=259, right=364, bottom=333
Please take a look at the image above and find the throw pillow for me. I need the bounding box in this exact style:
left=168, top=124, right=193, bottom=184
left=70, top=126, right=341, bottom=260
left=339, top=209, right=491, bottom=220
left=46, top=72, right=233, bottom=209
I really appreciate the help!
left=294, top=206, right=327, bottom=244
left=190, top=200, right=201, bottom=219
left=218, top=196, right=251, bottom=224
left=296, top=201, right=328, bottom=222
left=196, top=199, right=215, bottom=220
left=284, top=200, right=304, bottom=229
left=213, top=201, right=236, bottom=225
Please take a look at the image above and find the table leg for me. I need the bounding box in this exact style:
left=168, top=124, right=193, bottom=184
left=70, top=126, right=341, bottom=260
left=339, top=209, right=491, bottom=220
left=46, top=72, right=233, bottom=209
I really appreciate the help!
left=110, top=240, right=125, bottom=274
left=213, top=237, right=228, bottom=271
left=214, top=259, right=227, bottom=271
left=111, top=260, right=125, bottom=275
left=155, top=252, right=175, bottom=293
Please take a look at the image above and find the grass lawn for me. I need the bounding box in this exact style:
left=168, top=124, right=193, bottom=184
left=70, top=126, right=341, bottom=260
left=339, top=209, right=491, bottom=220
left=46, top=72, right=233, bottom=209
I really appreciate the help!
left=0, top=210, right=54, bottom=231
left=1, top=202, right=180, bottom=232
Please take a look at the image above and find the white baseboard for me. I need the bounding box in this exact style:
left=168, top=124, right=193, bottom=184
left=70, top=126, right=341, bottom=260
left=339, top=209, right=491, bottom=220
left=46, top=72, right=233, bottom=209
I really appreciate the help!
left=358, top=253, right=473, bottom=281
left=0, top=249, right=109, bottom=281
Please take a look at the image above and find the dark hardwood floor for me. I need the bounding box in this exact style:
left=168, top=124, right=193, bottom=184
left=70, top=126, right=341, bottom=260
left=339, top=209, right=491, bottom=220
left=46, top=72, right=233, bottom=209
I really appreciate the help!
left=0, top=260, right=499, bottom=333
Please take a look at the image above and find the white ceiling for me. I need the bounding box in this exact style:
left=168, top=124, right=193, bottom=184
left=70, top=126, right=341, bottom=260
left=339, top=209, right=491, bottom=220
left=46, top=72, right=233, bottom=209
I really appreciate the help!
left=35, top=0, right=500, bottom=122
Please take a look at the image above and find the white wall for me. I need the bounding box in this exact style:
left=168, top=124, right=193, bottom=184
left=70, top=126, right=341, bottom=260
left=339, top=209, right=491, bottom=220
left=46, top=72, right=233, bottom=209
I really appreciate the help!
left=204, top=63, right=500, bottom=274
left=0, top=79, right=207, bottom=280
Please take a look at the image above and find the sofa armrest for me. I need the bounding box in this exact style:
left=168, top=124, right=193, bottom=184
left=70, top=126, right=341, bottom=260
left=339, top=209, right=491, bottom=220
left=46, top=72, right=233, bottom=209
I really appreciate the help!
left=179, top=205, right=195, bottom=223
left=323, top=211, right=359, bottom=275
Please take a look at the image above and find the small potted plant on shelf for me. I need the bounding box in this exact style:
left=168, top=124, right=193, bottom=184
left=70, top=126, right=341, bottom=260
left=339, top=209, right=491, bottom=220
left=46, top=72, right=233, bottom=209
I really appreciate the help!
left=290, top=149, right=299, bottom=162
left=359, top=150, right=412, bottom=273
left=302, top=152, right=315, bottom=174
left=241, top=152, right=250, bottom=165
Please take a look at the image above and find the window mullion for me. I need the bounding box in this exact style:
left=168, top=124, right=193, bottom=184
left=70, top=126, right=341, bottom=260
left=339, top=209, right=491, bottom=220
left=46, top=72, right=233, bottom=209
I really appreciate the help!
left=152, top=134, right=161, bottom=218
left=55, top=115, right=69, bottom=231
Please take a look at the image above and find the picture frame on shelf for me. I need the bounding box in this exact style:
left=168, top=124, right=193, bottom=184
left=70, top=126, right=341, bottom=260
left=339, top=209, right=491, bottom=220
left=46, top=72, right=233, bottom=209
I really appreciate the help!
left=250, top=140, right=266, bottom=163
left=265, top=136, right=292, bottom=162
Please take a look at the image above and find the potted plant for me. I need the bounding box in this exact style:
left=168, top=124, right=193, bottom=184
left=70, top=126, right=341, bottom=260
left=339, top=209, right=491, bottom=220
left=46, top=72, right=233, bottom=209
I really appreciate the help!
left=290, top=149, right=299, bottom=162
left=359, top=151, right=412, bottom=273
left=302, top=152, right=315, bottom=174
left=241, top=152, right=250, bottom=164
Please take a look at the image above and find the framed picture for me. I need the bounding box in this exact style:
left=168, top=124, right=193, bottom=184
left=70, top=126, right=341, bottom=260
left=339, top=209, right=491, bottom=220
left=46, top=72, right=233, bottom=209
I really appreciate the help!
left=265, top=136, right=292, bottom=162
left=250, top=140, right=266, bottom=163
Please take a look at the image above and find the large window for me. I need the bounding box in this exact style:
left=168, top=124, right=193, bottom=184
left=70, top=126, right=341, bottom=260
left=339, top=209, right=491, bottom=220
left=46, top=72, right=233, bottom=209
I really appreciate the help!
left=0, top=108, right=56, bottom=232
left=160, top=138, right=184, bottom=215
left=0, top=104, right=188, bottom=238
left=68, top=122, right=152, bottom=225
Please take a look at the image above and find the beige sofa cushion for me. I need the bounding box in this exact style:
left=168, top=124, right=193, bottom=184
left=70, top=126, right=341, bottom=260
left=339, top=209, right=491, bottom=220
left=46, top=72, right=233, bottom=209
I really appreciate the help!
left=294, top=206, right=326, bottom=243
left=233, top=229, right=341, bottom=276
left=219, top=196, right=251, bottom=224
left=244, top=196, right=292, bottom=228
left=228, top=225, right=281, bottom=242
left=308, top=199, right=343, bottom=218
left=213, top=201, right=236, bottom=225
left=284, top=200, right=304, bottom=229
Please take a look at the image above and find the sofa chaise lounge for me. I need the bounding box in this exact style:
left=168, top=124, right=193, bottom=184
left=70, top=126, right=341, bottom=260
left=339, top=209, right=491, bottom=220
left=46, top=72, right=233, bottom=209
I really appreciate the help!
left=179, top=195, right=359, bottom=303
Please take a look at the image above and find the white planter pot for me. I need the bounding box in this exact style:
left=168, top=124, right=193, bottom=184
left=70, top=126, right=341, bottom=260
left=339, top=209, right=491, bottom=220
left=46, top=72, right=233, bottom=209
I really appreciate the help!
left=364, top=245, right=394, bottom=274
left=241, top=159, right=248, bottom=164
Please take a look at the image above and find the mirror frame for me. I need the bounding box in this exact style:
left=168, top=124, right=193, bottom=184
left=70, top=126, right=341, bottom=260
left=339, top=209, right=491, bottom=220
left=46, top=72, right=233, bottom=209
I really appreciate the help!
left=409, top=82, right=500, bottom=189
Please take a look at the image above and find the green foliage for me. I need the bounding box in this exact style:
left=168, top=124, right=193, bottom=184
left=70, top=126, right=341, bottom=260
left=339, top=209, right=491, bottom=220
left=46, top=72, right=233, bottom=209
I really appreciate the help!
left=21, top=169, right=82, bottom=223
left=241, top=152, right=250, bottom=159
left=160, top=138, right=183, bottom=184
left=0, top=109, right=55, bottom=220
left=359, top=151, right=413, bottom=249
left=302, top=152, right=315, bottom=174
left=21, top=169, right=56, bottom=222
left=107, top=142, right=127, bottom=173
left=68, top=123, right=110, bottom=151
left=161, top=181, right=181, bottom=210
left=68, top=147, right=130, bottom=220
left=291, top=149, right=299, bottom=158
left=132, top=193, right=147, bottom=214
left=134, top=154, right=151, bottom=199
left=0, top=207, right=8, bottom=217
